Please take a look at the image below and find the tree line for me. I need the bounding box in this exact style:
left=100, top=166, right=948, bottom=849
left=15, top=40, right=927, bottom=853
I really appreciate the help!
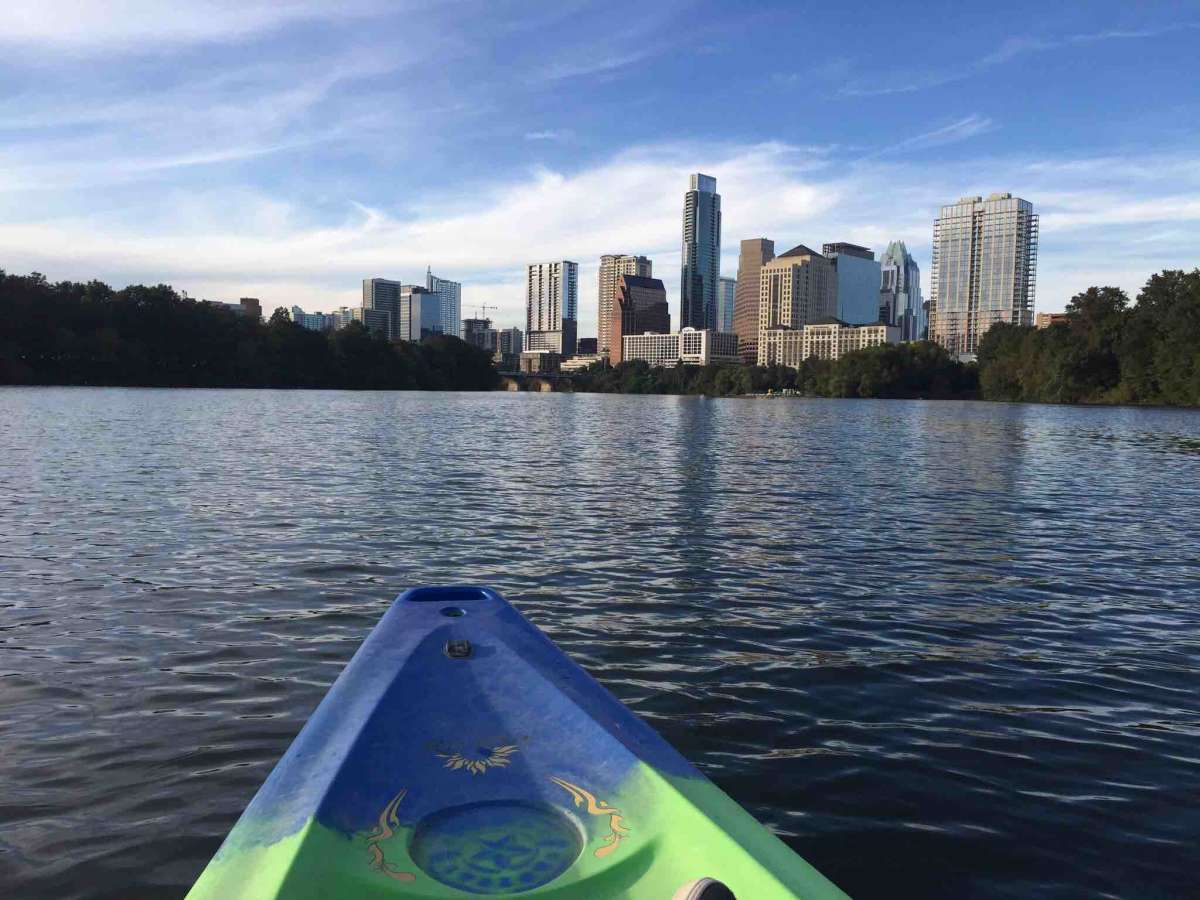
left=0, top=271, right=498, bottom=390
left=571, top=340, right=979, bottom=399
left=977, top=269, right=1199, bottom=406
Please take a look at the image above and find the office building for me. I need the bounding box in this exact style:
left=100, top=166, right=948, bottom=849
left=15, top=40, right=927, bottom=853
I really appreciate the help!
left=879, top=241, right=925, bottom=342
left=759, top=318, right=900, bottom=368
left=526, top=260, right=578, bottom=356
left=398, top=285, right=442, bottom=341
left=598, top=254, right=652, bottom=355
left=495, top=327, right=523, bottom=369
left=363, top=278, right=403, bottom=340
left=1036, top=312, right=1068, bottom=329
left=351, top=306, right=391, bottom=336
left=823, top=243, right=882, bottom=325
left=426, top=269, right=462, bottom=339
left=462, top=317, right=498, bottom=353
left=680, top=173, right=722, bottom=330
left=756, top=245, right=837, bottom=366
left=290, top=306, right=335, bottom=331
left=611, top=275, right=670, bottom=365
left=930, top=192, right=1039, bottom=357
left=497, top=327, right=523, bottom=356
left=717, top=276, right=736, bottom=333
left=623, top=328, right=740, bottom=368
left=576, top=337, right=598, bottom=356
left=733, top=238, right=775, bottom=364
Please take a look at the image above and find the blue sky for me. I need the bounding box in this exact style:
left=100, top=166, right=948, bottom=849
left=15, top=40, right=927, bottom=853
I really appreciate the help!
left=1, top=0, right=1197, bottom=334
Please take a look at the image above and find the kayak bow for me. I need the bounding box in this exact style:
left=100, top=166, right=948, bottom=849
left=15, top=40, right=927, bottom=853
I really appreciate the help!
left=188, top=586, right=848, bottom=899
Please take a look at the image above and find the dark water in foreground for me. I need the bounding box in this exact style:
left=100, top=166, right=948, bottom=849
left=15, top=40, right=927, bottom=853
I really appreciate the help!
left=1, top=388, right=1198, bottom=899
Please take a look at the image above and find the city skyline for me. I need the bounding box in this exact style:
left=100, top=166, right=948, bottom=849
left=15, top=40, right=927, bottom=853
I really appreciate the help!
left=0, top=2, right=1196, bottom=335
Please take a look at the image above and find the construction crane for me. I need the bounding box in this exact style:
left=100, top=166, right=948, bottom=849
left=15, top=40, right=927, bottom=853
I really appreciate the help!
left=475, top=304, right=497, bottom=320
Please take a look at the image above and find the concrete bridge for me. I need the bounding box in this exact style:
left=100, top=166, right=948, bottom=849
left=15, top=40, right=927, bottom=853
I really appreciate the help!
left=497, top=371, right=574, bottom=393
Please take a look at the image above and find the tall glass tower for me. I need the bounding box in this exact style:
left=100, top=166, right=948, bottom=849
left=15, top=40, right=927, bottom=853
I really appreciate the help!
left=879, top=241, right=925, bottom=341
left=426, top=268, right=462, bottom=339
left=680, top=173, right=721, bottom=330
left=930, top=193, right=1038, bottom=357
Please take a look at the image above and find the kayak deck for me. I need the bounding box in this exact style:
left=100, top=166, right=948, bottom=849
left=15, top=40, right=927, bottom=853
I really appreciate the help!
left=188, top=586, right=848, bottom=899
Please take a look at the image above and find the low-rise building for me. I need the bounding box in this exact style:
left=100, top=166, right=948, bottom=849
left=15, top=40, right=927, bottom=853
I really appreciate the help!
left=560, top=353, right=602, bottom=373
left=759, top=317, right=899, bottom=368
left=622, top=327, right=740, bottom=368
left=520, top=350, right=562, bottom=374
left=1035, top=312, right=1069, bottom=329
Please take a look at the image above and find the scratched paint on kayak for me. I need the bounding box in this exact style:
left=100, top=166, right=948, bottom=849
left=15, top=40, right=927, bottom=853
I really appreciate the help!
left=187, top=587, right=849, bottom=899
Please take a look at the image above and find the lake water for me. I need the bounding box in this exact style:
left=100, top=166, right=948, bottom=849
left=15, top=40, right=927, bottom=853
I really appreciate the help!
left=1, top=388, right=1198, bottom=899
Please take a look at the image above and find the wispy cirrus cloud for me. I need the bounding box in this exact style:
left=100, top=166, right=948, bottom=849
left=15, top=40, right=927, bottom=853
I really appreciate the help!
left=839, top=21, right=1200, bottom=97
left=524, top=129, right=574, bottom=142
left=859, top=114, right=995, bottom=160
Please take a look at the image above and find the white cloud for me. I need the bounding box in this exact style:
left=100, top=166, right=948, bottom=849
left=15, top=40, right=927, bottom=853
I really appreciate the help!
left=0, top=0, right=386, bottom=48
left=1, top=142, right=1198, bottom=333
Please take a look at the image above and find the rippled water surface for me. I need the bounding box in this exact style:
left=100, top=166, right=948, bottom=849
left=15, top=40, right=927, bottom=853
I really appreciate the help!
left=1, top=388, right=1198, bottom=899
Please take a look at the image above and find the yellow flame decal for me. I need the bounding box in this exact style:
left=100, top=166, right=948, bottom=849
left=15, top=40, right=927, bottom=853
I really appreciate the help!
left=365, top=789, right=416, bottom=882
left=549, top=776, right=630, bottom=858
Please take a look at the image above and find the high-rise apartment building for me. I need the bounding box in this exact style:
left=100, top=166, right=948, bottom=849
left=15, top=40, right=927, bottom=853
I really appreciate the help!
left=732, top=238, right=775, bottom=364
left=717, top=276, right=737, bottom=333
left=756, top=245, right=837, bottom=366
left=597, top=254, right=652, bottom=356
left=930, top=192, right=1039, bottom=357
left=610, top=275, right=670, bottom=365
left=426, top=269, right=462, bottom=339
left=363, top=277, right=402, bottom=340
left=879, top=241, right=925, bottom=342
left=680, top=173, right=721, bottom=330
left=526, top=261, right=578, bottom=356
left=822, top=243, right=882, bottom=325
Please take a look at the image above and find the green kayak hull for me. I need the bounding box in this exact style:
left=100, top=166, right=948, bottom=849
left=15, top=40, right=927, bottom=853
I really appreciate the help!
left=188, top=587, right=848, bottom=899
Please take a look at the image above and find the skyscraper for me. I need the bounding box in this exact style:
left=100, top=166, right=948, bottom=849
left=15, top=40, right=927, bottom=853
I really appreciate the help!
left=930, top=193, right=1039, bottom=357
left=525, top=260, right=578, bottom=356
left=597, top=254, right=652, bottom=356
left=732, top=238, right=774, bottom=364
left=363, top=277, right=402, bottom=340
left=680, top=173, right=721, bottom=330
left=611, top=275, right=670, bottom=365
left=756, top=244, right=837, bottom=366
left=717, top=276, right=736, bottom=333
left=879, top=241, right=925, bottom=342
left=822, top=243, right=882, bottom=325
left=426, top=269, right=462, bottom=339
left=397, top=285, right=442, bottom=341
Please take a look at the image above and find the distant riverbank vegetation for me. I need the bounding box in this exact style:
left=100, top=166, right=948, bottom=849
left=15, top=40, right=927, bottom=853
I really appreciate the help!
left=575, top=269, right=1199, bottom=406
left=0, top=271, right=498, bottom=390
left=572, top=341, right=980, bottom=399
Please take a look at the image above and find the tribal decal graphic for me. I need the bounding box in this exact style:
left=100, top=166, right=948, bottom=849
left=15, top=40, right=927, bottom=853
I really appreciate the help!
left=549, top=777, right=630, bottom=858
left=365, top=789, right=416, bottom=882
